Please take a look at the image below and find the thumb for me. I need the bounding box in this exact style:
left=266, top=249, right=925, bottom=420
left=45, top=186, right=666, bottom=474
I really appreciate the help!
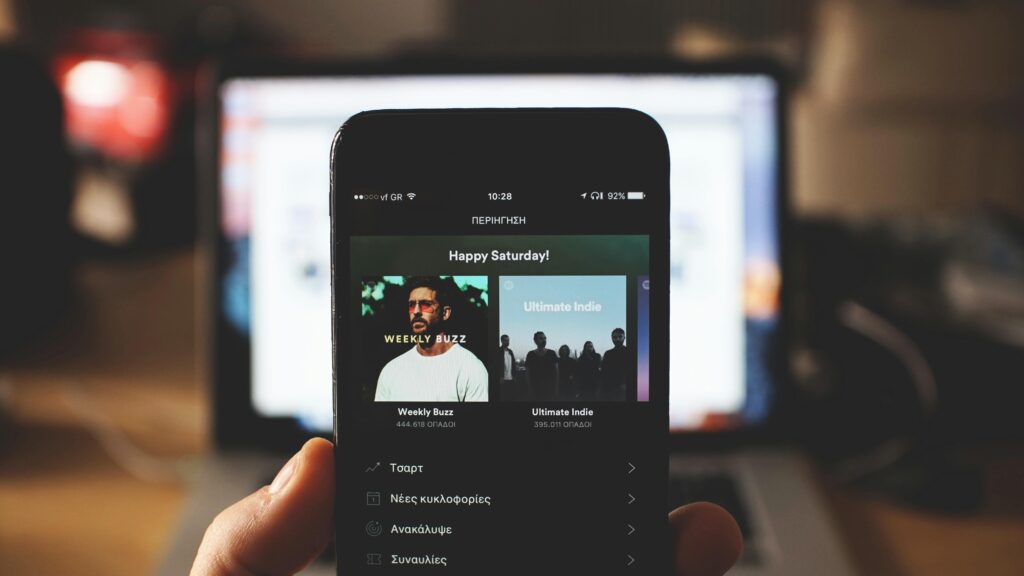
left=670, top=502, right=743, bottom=576
left=191, top=438, right=335, bottom=576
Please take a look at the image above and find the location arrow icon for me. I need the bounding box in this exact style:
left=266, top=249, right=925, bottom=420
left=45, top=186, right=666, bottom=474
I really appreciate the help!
left=626, top=493, right=636, bottom=504
left=626, top=554, right=635, bottom=566
left=627, top=462, right=636, bottom=474
left=627, top=524, right=636, bottom=536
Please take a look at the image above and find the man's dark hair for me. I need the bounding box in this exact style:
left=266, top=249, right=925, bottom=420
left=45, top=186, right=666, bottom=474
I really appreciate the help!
left=405, top=276, right=452, bottom=309
left=612, top=327, right=625, bottom=336
left=534, top=331, right=545, bottom=339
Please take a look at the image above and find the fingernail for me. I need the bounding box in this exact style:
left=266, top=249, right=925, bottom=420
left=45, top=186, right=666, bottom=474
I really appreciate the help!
left=270, top=450, right=300, bottom=494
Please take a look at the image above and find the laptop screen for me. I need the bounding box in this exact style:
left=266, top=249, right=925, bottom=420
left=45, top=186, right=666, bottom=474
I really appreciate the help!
left=218, top=71, right=780, bottom=433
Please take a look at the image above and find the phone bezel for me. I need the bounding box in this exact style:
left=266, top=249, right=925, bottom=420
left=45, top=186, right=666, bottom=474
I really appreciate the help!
left=330, top=106, right=672, bottom=576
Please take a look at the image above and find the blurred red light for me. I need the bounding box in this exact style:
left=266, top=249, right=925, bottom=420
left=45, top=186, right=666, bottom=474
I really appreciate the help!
left=54, top=53, right=173, bottom=162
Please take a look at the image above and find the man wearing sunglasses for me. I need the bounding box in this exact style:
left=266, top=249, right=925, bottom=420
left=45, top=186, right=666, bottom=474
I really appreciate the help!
left=374, top=277, right=488, bottom=402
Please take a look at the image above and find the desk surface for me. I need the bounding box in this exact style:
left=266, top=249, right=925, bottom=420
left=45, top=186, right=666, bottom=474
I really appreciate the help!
left=0, top=249, right=203, bottom=576
left=1, top=248, right=1022, bottom=576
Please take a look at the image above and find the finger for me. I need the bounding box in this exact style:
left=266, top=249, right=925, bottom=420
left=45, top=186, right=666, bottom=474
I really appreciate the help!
left=670, top=502, right=743, bottom=576
left=190, top=438, right=335, bottom=576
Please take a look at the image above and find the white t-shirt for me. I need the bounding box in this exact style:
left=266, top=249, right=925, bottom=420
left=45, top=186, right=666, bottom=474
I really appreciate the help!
left=503, top=349, right=514, bottom=381
left=375, top=343, right=488, bottom=402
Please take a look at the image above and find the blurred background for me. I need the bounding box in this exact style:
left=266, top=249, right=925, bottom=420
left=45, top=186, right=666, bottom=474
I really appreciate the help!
left=1, top=0, right=1022, bottom=574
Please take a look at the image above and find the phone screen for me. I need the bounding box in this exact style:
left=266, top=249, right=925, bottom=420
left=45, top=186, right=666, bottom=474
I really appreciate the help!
left=333, top=109, right=669, bottom=575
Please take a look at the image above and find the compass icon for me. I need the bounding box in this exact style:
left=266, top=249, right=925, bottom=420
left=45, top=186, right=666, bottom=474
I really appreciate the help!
left=365, top=520, right=383, bottom=537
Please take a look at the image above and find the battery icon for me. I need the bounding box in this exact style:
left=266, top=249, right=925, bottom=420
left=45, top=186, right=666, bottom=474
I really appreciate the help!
left=627, top=191, right=645, bottom=200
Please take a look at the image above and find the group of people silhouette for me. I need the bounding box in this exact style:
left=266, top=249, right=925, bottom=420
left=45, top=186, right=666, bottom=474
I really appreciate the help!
left=497, top=328, right=630, bottom=401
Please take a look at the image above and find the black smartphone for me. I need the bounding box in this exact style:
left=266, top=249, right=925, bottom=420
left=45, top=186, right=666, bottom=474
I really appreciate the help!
left=331, top=108, right=669, bottom=575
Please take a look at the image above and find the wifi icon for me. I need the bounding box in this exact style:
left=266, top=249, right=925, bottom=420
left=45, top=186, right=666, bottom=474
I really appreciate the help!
left=406, top=193, right=417, bottom=200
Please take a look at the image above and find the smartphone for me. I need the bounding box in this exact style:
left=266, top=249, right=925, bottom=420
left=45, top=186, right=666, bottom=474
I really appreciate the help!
left=331, top=108, right=669, bottom=575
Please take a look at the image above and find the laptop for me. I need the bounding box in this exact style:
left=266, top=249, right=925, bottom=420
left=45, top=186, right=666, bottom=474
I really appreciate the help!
left=158, top=60, right=854, bottom=575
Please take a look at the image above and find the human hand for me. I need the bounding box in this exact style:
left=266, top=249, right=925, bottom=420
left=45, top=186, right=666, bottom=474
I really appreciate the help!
left=191, top=438, right=742, bottom=576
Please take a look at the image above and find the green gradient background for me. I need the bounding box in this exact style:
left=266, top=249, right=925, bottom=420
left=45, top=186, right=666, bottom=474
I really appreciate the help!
left=351, top=235, right=649, bottom=276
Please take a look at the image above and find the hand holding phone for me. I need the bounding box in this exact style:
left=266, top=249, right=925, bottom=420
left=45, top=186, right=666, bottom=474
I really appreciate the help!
left=332, top=109, right=670, bottom=575
left=189, top=438, right=742, bottom=576
left=190, top=107, right=741, bottom=576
